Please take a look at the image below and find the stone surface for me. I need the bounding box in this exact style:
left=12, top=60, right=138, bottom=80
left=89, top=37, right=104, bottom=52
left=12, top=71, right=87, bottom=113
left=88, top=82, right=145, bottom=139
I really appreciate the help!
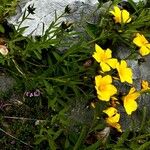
left=0, top=75, right=15, bottom=94
left=8, top=0, right=98, bottom=36
left=139, top=55, right=150, bottom=81
left=8, top=0, right=142, bottom=36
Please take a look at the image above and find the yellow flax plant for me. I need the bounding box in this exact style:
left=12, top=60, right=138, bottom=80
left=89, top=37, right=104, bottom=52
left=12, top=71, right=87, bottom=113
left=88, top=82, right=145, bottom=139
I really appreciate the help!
left=95, top=75, right=117, bottom=101
left=103, top=107, right=122, bottom=132
left=122, top=87, right=140, bottom=115
left=116, top=60, right=133, bottom=84
left=92, top=44, right=118, bottom=72
left=133, top=33, right=150, bottom=56
left=140, top=80, right=150, bottom=94
left=109, top=5, right=131, bottom=24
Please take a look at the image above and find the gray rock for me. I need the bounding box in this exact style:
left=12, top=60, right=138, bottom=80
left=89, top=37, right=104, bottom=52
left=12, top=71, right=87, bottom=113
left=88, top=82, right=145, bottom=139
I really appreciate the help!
left=127, top=60, right=141, bottom=80
left=0, top=75, right=15, bottom=94
left=120, top=56, right=150, bottom=131
left=115, top=45, right=131, bottom=60
left=8, top=0, right=98, bottom=36
left=139, top=55, right=150, bottom=81
left=8, top=0, right=143, bottom=36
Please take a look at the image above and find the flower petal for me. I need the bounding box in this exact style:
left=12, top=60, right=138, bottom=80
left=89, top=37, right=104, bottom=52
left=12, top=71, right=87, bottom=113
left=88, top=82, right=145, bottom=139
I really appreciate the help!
left=133, top=33, right=149, bottom=47
left=106, top=113, right=120, bottom=123
left=108, top=122, right=122, bottom=132
left=97, top=84, right=117, bottom=101
left=92, top=52, right=101, bottom=63
left=128, top=87, right=136, bottom=94
left=102, top=75, right=112, bottom=84
left=122, top=10, right=131, bottom=23
left=116, top=60, right=133, bottom=84
left=100, top=62, right=111, bottom=72
left=95, top=75, right=102, bottom=87
left=124, top=99, right=138, bottom=115
left=105, top=48, right=112, bottom=59
left=95, top=44, right=104, bottom=54
left=122, top=68, right=133, bottom=84
left=139, top=46, right=150, bottom=56
left=123, top=87, right=140, bottom=115
left=141, top=80, right=150, bottom=91
left=110, top=6, right=121, bottom=17
left=107, top=58, right=118, bottom=69
left=103, top=107, right=117, bottom=117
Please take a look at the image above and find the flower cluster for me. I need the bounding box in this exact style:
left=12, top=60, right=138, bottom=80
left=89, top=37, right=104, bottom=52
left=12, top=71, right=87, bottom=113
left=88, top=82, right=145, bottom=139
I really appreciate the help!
left=109, top=6, right=131, bottom=24
left=92, top=5, right=150, bottom=132
left=93, top=44, right=134, bottom=132
left=110, top=5, right=150, bottom=57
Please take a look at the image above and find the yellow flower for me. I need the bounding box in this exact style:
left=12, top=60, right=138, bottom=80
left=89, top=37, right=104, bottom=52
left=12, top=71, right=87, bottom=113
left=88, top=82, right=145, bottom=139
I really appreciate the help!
left=116, top=60, right=133, bottom=84
left=109, top=6, right=131, bottom=24
left=92, top=44, right=118, bottom=72
left=103, top=107, right=117, bottom=117
left=103, top=107, right=122, bottom=132
left=95, top=75, right=117, bottom=101
left=133, top=33, right=150, bottom=56
left=0, top=45, right=8, bottom=56
left=123, top=87, right=140, bottom=115
left=141, top=80, right=150, bottom=91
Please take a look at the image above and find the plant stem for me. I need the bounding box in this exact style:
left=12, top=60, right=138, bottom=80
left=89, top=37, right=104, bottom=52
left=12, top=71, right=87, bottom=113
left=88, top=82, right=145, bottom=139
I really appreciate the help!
left=3, top=116, right=45, bottom=122
left=73, top=125, right=88, bottom=150
left=0, top=128, right=33, bottom=148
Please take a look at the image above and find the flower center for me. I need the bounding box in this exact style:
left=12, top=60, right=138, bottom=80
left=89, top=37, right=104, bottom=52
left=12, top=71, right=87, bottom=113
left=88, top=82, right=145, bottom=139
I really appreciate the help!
left=99, top=84, right=106, bottom=91
left=100, top=53, right=108, bottom=62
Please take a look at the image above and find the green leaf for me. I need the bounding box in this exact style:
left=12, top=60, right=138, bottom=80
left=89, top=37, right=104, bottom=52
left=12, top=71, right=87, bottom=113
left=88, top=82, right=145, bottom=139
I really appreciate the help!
left=18, top=26, right=29, bottom=34
left=85, top=23, right=98, bottom=39
left=54, top=10, right=58, bottom=22
left=52, top=51, right=61, bottom=61
left=116, top=129, right=130, bottom=146
left=73, top=126, right=88, bottom=150
left=53, top=129, right=63, bottom=140
left=139, top=107, right=147, bottom=132
left=34, top=50, right=42, bottom=59
left=48, top=97, right=57, bottom=109
left=43, top=80, right=54, bottom=95
left=34, top=135, right=47, bottom=145
left=138, top=141, right=150, bottom=150
left=128, top=0, right=138, bottom=12
left=48, top=139, right=56, bottom=150
left=0, top=24, right=5, bottom=33
left=65, top=138, right=70, bottom=149
left=85, top=141, right=101, bottom=150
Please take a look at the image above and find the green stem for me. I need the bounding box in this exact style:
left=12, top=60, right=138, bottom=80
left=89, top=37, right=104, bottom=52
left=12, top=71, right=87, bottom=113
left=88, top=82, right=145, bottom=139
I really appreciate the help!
left=12, top=59, right=26, bottom=78
left=133, top=134, right=150, bottom=141
left=0, top=128, right=33, bottom=148
left=87, top=37, right=102, bottom=45
left=17, top=11, right=30, bottom=31
left=73, top=126, right=88, bottom=150
left=3, top=116, right=45, bottom=122
left=41, top=77, right=67, bottom=83
left=139, top=106, right=147, bottom=131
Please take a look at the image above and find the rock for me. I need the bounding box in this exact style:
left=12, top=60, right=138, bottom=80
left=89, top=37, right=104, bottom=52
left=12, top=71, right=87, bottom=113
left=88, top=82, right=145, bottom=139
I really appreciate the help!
left=0, top=74, right=15, bottom=95
left=139, top=55, right=150, bottom=81
left=8, top=0, right=98, bottom=36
